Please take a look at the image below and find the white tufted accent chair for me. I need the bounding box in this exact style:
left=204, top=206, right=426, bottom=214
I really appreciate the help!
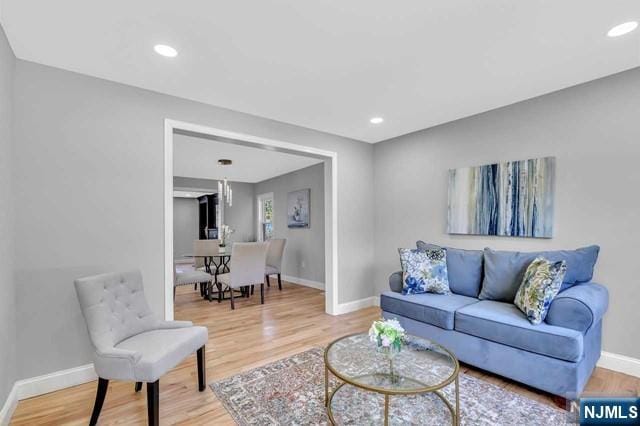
left=74, top=270, right=208, bottom=425
left=265, top=238, right=287, bottom=290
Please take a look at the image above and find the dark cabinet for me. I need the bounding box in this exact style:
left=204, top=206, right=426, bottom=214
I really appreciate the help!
left=197, top=194, right=218, bottom=239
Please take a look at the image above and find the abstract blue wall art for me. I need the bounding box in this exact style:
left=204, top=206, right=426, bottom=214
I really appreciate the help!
left=448, top=157, right=555, bottom=238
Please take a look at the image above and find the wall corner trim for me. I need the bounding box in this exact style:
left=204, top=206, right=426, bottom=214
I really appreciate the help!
left=0, top=383, right=18, bottom=426
left=333, top=295, right=379, bottom=315
left=0, top=363, right=96, bottom=424
left=597, top=351, right=640, bottom=378
left=281, top=275, right=325, bottom=290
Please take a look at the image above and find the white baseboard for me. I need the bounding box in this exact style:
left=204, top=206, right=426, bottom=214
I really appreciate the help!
left=0, top=364, right=96, bottom=424
left=0, top=383, right=18, bottom=426
left=281, top=275, right=325, bottom=290
left=597, top=351, right=640, bottom=378
left=334, top=296, right=379, bottom=315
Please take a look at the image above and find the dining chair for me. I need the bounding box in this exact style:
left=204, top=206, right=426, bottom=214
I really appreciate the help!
left=194, top=239, right=220, bottom=272
left=265, top=238, right=287, bottom=290
left=216, top=242, right=268, bottom=309
left=174, top=262, right=214, bottom=301
left=74, top=270, right=208, bottom=426
left=193, top=239, right=219, bottom=295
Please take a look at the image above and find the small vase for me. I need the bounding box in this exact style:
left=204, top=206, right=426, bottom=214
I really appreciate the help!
left=378, top=346, right=401, bottom=384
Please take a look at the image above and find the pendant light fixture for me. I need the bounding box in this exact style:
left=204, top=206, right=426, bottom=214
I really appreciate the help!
left=217, top=159, right=233, bottom=207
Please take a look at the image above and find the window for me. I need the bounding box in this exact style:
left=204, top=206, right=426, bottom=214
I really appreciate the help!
left=257, top=193, right=274, bottom=241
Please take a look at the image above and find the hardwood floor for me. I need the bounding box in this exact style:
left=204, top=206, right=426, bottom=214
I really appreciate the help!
left=11, top=282, right=640, bottom=425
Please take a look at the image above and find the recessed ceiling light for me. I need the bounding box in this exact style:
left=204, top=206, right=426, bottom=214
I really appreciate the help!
left=370, top=117, right=384, bottom=124
left=607, top=21, right=638, bottom=37
left=154, top=44, right=178, bottom=57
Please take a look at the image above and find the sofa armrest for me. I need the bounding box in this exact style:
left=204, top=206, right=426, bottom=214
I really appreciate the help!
left=389, top=271, right=403, bottom=293
left=545, top=282, right=608, bottom=333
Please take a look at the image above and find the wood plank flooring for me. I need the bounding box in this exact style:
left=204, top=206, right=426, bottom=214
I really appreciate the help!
left=11, top=282, right=640, bottom=425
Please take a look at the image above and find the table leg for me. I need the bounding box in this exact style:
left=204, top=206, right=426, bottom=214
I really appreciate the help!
left=455, top=374, right=460, bottom=426
left=324, top=365, right=329, bottom=407
left=384, top=394, right=389, bottom=426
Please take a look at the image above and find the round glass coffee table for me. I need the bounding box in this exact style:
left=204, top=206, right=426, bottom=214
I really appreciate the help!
left=324, top=333, right=460, bottom=425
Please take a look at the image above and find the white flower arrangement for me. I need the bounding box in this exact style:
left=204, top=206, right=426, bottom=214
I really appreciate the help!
left=219, top=224, right=234, bottom=247
left=368, top=318, right=405, bottom=352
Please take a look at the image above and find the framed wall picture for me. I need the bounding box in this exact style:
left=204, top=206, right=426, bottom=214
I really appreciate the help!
left=448, top=157, right=556, bottom=238
left=287, top=188, right=310, bottom=228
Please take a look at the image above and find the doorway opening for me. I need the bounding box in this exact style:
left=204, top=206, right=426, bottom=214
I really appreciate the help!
left=164, top=119, right=338, bottom=319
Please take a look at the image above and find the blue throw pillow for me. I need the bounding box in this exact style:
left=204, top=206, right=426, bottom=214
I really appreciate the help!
left=398, top=248, right=450, bottom=295
left=479, top=245, right=600, bottom=302
left=416, top=241, right=483, bottom=298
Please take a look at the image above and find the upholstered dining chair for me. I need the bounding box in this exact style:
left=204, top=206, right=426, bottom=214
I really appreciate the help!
left=265, top=238, right=287, bottom=290
left=216, top=242, right=268, bottom=309
left=174, top=262, right=214, bottom=301
left=193, top=239, right=219, bottom=294
left=74, top=270, right=208, bottom=425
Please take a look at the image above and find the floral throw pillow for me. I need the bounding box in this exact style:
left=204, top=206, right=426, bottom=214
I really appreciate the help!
left=514, top=257, right=567, bottom=325
left=398, top=248, right=450, bottom=295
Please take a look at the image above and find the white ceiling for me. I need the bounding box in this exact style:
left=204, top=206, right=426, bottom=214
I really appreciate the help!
left=2, top=1, right=639, bottom=143
left=173, top=133, right=322, bottom=183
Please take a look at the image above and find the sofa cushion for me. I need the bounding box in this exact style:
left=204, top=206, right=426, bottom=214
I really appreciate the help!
left=455, top=300, right=583, bottom=362
left=380, top=291, right=478, bottom=330
left=479, top=246, right=600, bottom=302
left=416, top=241, right=483, bottom=298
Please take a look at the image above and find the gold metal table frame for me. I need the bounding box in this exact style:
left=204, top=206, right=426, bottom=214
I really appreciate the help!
left=323, top=333, right=460, bottom=426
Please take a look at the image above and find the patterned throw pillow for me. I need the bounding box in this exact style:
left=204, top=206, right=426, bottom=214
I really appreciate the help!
left=514, top=257, right=567, bottom=325
left=398, top=248, right=450, bottom=295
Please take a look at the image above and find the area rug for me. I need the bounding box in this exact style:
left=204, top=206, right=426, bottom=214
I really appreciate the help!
left=211, top=348, right=568, bottom=425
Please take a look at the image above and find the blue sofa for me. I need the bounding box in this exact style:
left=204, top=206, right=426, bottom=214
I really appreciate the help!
left=380, top=243, right=608, bottom=399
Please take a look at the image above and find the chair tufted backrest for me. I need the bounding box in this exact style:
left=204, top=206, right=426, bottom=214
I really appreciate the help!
left=74, top=270, right=159, bottom=350
left=266, top=238, right=286, bottom=271
left=228, top=242, right=268, bottom=288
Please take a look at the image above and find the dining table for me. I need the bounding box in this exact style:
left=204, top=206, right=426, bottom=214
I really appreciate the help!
left=182, top=247, right=244, bottom=302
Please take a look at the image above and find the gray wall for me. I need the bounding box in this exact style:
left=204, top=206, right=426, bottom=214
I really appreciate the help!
left=12, top=60, right=375, bottom=379
left=0, top=22, right=16, bottom=409
left=223, top=182, right=256, bottom=243
left=373, top=67, right=640, bottom=359
left=173, top=176, right=256, bottom=243
left=254, top=163, right=325, bottom=284
left=173, top=198, right=198, bottom=258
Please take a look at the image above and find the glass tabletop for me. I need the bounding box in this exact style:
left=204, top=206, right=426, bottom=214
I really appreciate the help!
left=183, top=249, right=232, bottom=258
left=325, top=333, right=458, bottom=394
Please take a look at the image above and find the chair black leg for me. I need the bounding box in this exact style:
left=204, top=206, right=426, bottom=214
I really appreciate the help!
left=197, top=346, right=206, bottom=391
left=251, top=285, right=254, bottom=295
left=260, top=283, right=264, bottom=304
left=278, top=273, right=282, bottom=290
left=147, top=380, right=159, bottom=426
left=230, top=287, right=235, bottom=310
left=266, top=275, right=271, bottom=287
left=194, top=283, right=197, bottom=290
left=207, top=281, right=213, bottom=302
left=173, top=286, right=176, bottom=301
left=135, top=381, right=142, bottom=392
left=89, top=378, right=109, bottom=426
